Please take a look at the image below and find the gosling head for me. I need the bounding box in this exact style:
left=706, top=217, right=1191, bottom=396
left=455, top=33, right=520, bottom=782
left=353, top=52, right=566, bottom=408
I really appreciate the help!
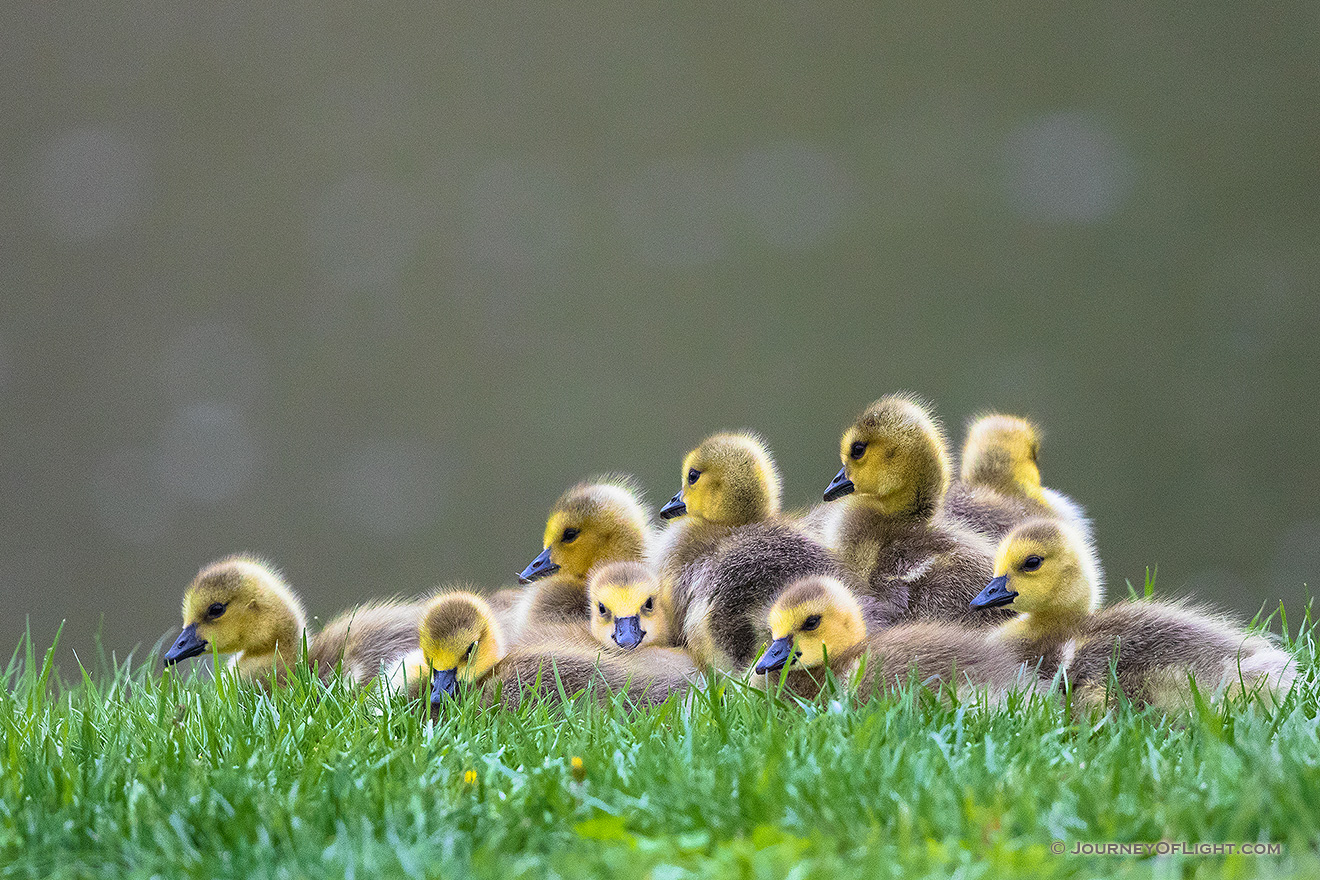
left=969, top=519, right=1101, bottom=619
left=164, top=555, right=306, bottom=666
left=419, top=591, right=506, bottom=707
left=659, top=432, right=781, bottom=526
left=587, top=561, right=670, bottom=650
left=755, top=576, right=867, bottom=675
left=961, top=413, right=1043, bottom=497
left=519, top=477, right=649, bottom=584
left=823, top=394, right=950, bottom=518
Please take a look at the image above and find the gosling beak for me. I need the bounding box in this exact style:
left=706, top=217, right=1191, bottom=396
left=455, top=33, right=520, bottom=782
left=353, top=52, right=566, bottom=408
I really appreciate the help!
left=659, top=491, right=687, bottom=520
left=612, top=615, right=645, bottom=650
left=823, top=466, right=855, bottom=502
left=517, top=547, right=559, bottom=584
left=430, top=668, right=459, bottom=706
left=754, top=636, right=800, bottom=675
left=970, top=574, right=1018, bottom=610
left=163, top=623, right=208, bottom=666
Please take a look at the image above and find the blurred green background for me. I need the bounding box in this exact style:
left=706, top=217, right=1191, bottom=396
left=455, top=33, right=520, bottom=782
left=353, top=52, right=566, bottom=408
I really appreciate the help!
left=3, top=3, right=1317, bottom=661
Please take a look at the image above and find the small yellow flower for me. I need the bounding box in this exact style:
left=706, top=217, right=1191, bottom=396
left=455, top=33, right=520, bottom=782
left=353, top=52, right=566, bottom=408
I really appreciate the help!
left=570, top=756, right=585, bottom=782
left=463, top=769, right=478, bottom=785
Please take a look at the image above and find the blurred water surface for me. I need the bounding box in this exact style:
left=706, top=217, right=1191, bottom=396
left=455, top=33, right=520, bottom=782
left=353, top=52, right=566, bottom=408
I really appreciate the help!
left=3, top=3, right=1317, bottom=659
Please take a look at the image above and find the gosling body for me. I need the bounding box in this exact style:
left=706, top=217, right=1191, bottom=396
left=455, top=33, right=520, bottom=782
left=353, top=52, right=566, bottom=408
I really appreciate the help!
left=822, top=395, right=1011, bottom=628
left=413, top=591, right=698, bottom=711
left=163, top=555, right=421, bottom=688
left=754, top=575, right=1040, bottom=703
left=653, top=432, right=851, bottom=670
left=972, top=519, right=1296, bottom=711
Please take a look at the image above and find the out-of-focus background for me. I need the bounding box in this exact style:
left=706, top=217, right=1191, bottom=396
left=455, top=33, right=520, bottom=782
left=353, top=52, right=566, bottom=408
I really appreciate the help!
left=3, top=4, right=1317, bottom=661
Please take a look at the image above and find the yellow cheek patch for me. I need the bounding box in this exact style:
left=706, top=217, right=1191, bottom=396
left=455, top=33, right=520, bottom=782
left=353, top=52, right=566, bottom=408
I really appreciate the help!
left=767, top=605, right=798, bottom=640
left=542, top=513, right=570, bottom=550
left=593, top=582, right=649, bottom=617
left=420, top=634, right=470, bottom=672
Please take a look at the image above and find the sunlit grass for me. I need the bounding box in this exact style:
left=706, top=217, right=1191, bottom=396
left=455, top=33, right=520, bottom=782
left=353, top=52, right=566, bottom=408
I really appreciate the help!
left=1, top=610, right=1318, bottom=879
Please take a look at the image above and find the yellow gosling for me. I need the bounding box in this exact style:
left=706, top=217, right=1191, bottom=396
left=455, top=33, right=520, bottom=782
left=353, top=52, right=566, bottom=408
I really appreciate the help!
left=164, top=555, right=420, bottom=688
left=971, top=519, right=1296, bottom=712
left=753, top=575, right=1040, bottom=702
left=652, top=431, right=847, bottom=670
left=586, top=561, right=677, bottom=650
left=821, top=394, right=1007, bottom=627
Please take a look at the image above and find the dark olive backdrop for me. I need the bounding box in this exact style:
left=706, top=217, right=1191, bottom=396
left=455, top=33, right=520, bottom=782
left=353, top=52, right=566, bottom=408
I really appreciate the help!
left=3, top=3, right=1318, bottom=661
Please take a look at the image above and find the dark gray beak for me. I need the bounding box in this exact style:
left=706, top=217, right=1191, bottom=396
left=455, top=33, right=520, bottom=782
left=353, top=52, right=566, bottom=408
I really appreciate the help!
left=823, top=466, right=855, bottom=502
left=659, top=491, right=687, bottom=520
left=431, top=668, right=459, bottom=706
left=970, top=574, right=1018, bottom=610
left=518, top=547, right=559, bottom=584
left=612, top=615, right=645, bottom=650
left=163, top=623, right=208, bottom=666
left=754, top=636, right=800, bottom=675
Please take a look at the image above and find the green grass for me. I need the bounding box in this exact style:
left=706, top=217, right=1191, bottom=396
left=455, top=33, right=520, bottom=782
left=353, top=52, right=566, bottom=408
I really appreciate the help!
left=2, top=613, right=1318, bottom=880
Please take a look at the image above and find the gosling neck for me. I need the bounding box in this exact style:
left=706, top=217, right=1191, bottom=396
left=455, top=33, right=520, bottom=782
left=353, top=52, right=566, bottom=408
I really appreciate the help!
left=999, top=604, right=1088, bottom=643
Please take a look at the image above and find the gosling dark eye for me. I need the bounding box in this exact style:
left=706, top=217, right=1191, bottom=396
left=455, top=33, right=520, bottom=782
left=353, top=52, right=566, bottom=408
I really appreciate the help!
left=561, top=527, right=580, bottom=543
left=849, top=441, right=866, bottom=460
left=464, top=641, right=477, bottom=660
left=1021, top=555, right=1044, bottom=572
left=687, top=468, right=701, bottom=485
left=598, top=602, right=609, bottom=617
left=802, top=614, right=822, bottom=632
left=643, top=597, right=654, bottom=613
left=206, top=603, right=227, bottom=620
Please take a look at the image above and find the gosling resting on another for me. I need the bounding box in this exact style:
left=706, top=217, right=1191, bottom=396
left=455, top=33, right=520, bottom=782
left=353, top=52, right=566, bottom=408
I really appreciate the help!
left=821, top=395, right=1008, bottom=627
left=514, top=478, right=651, bottom=624
left=653, top=432, right=850, bottom=670
left=753, top=575, right=1040, bottom=702
left=409, top=590, right=698, bottom=711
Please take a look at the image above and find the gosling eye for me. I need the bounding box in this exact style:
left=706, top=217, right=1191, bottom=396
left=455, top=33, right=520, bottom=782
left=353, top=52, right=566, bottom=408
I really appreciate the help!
left=687, top=468, right=701, bottom=485
left=802, top=614, right=822, bottom=632
left=597, top=602, right=609, bottom=618
left=643, top=597, right=654, bottom=613
left=206, top=602, right=227, bottom=620
left=849, top=441, right=867, bottom=460
left=1021, top=555, right=1044, bottom=572
left=561, top=527, right=580, bottom=544
left=464, top=641, right=477, bottom=661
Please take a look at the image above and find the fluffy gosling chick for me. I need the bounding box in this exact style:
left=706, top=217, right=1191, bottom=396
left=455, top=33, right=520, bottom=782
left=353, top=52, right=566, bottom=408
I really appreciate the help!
left=587, top=561, right=677, bottom=650
left=653, top=431, right=850, bottom=670
left=949, top=413, right=1096, bottom=551
left=414, top=591, right=697, bottom=710
left=753, top=575, right=1039, bottom=702
left=515, top=478, right=651, bottom=624
left=821, top=395, right=1009, bottom=626
left=164, top=555, right=420, bottom=688
left=971, top=519, right=1296, bottom=711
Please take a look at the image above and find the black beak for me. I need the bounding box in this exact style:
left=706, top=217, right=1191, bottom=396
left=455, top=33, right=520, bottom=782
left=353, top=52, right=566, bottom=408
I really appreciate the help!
left=517, top=547, right=559, bottom=584
left=659, top=491, right=687, bottom=520
left=163, top=623, right=208, bottom=666
left=612, top=615, right=645, bottom=650
left=754, top=636, right=801, bottom=675
left=823, top=466, right=855, bottom=502
left=970, top=574, right=1018, bottom=610
left=431, top=668, right=459, bottom=706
